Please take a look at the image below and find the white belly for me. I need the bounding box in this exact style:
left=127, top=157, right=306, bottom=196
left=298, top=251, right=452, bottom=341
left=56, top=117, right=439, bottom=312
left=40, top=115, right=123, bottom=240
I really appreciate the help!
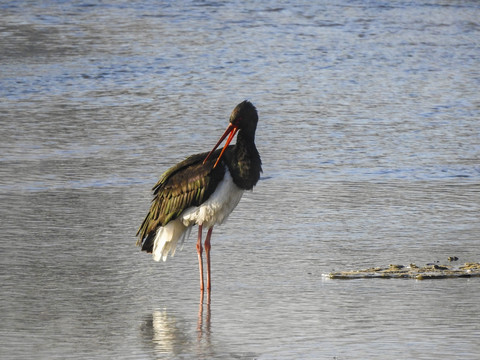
left=152, top=168, right=244, bottom=262
left=180, top=168, right=244, bottom=229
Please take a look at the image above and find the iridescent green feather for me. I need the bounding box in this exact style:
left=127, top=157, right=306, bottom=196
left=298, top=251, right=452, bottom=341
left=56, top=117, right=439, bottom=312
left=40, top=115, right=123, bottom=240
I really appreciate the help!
left=136, top=148, right=229, bottom=249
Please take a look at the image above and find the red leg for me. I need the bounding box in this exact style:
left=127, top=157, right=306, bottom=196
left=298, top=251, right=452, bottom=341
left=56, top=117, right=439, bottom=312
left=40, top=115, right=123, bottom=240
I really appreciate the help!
left=205, top=227, right=213, bottom=295
left=196, top=225, right=204, bottom=292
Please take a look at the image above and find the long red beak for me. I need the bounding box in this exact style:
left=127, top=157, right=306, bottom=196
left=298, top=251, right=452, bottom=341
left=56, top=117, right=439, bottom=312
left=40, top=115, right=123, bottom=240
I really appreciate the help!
left=203, top=123, right=239, bottom=168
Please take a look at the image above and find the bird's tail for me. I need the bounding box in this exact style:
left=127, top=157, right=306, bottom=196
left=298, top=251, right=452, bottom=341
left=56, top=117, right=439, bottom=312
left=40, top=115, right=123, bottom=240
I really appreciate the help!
left=151, top=219, right=192, bottom=262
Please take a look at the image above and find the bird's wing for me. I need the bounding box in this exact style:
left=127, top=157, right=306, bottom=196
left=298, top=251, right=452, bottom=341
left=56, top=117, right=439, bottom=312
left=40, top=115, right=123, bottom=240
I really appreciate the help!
left=136, top=148, right=229, bottom=247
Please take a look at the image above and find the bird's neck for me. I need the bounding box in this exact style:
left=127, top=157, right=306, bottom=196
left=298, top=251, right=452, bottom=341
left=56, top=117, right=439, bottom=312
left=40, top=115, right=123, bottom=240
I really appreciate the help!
left=227, top=131, right=262, bottom=190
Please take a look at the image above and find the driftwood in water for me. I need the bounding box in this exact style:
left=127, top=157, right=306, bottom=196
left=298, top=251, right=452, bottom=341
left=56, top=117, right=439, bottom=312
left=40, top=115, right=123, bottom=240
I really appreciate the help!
left=328, top=262, right=480, bottom=280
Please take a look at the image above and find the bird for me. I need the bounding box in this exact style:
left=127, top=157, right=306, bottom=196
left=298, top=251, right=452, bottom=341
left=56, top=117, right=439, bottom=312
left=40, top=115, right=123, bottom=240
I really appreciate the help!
left=136, top=100, right=262, bottom=298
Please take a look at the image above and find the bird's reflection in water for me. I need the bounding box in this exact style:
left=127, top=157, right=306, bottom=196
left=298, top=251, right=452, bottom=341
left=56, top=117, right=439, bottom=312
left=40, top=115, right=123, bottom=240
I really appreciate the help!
left=197, top=293, right=211, bottom=343
left=141, top=299, right=212, bottom=358
left=141, top=309, right=189, bottom=356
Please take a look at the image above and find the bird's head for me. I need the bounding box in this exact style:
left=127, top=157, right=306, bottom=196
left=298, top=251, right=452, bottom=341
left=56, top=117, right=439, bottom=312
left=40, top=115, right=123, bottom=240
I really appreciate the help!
left=203, top=100, right=258, bottom=168
left=229, top=100, right=258, bottom=134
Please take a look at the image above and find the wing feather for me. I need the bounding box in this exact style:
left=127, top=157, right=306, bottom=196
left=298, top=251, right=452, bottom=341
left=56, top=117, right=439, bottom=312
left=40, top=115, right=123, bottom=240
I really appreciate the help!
left=136, top=148, right=229, bottom=250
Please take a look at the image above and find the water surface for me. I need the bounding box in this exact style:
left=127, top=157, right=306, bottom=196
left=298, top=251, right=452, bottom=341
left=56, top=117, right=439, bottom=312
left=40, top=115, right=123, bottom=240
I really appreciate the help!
left=1, top=1, right=479, bottom=359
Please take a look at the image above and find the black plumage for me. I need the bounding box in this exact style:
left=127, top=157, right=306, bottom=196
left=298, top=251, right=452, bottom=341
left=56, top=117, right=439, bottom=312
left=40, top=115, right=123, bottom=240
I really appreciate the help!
left=136, top=149, right=226, bottom=252
left=136, top=100, right=262, bottom=255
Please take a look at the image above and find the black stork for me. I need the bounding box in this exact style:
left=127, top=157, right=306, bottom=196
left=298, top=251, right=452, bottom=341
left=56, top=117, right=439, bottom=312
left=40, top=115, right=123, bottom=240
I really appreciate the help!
left=136, top=100, right=262, bottom=297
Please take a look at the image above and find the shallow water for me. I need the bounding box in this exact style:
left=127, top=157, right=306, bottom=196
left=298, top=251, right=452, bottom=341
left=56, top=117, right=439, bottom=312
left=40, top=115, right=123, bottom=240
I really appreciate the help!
left=1, top=1, right=480, bottom=359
